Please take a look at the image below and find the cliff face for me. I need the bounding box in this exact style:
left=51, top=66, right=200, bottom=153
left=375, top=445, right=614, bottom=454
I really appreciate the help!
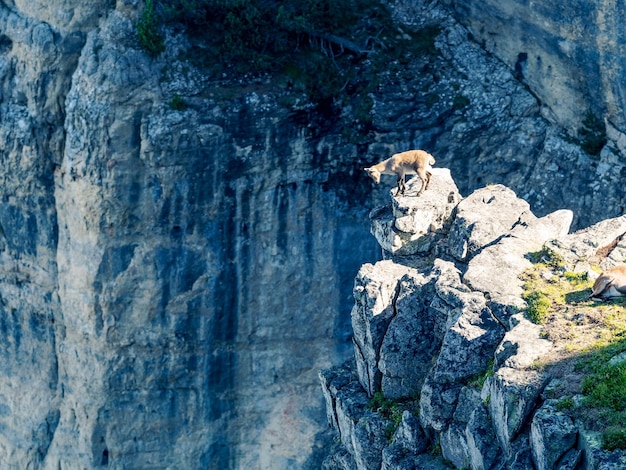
left=0, top=3, right=382, bottom=467
left=321, top=171, right=626, bottom=469
left=0, top=0, right=625, bottom=468
left=440, top=0, right=626, bottom=141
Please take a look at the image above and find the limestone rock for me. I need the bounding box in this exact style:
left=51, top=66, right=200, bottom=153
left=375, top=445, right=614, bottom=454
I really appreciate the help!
left=530, top=400, right=577, bottom=470
left=381, top=411, right=429, bottom=469
left=440, top=387, right=482, bottom=468
left=369, top=168, right=460, bottom=256
left=419, top=262, right=505, bottom=432
left=464, top=208, right=573, bottom=302
left=351, top=261, right=421, bottom=396
left=391, top=411, right=429, bottom=455
left=486, top=368, right=550, bottom=455
left=448, top=185, right=531, bottom=262
left=494, top=314, right=553, bottom=369
left=378, top=269, right=442, bottom=399
left=548, top=214, right=626, bottom=271
left=319, top=364, right=371, bottom=458
left=419, top=378, right=463, bottom=433
left=466, top=402, right=502, bottom=470
left=416, top=259, right=505, bottom=432
left=440, top=0, right=626, bottom=137
left=322, top=447, right=357, bottom=470
left=353, top=412, right=391, bottom=470
left=579, top=430, right=626, bottom=470
left=440, top=422, right=471, bottom=469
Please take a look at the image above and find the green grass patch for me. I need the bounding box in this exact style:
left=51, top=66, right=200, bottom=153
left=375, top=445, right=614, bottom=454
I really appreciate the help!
left=524, top=290, right=551, bottom=324
left=582, top=362, right=626, bottom=410
left=467, top=359, right=494, bottom=390
left=520, top=251, right=626, bottom=450
left=366, top=391, right=419, bottom=442
left=577, top=353, right=626, bottom=450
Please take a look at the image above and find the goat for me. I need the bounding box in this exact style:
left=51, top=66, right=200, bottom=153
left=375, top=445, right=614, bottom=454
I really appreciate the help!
left=589, top=265, right=626, bottom=300
left=364, top=150, right=435, bottom=196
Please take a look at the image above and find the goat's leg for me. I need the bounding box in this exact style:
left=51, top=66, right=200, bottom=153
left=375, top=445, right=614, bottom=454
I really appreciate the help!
left=416, top=168, right=430, bottom=196
left=397, top=173, right=406, bottom=195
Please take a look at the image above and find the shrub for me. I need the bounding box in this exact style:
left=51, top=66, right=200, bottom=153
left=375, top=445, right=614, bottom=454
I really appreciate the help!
left=137, top=0, right=165, bottom=56
left=524, top=290, right=551, bottom=324
left=169, top=93, right=186, bottom=110
left=603, top=427, right=626, bottom=451
left=578, top=110, right=607, bottom=156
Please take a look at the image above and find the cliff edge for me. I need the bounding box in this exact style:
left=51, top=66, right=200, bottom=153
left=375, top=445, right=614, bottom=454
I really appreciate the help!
left=321, top=170, right=626, bottom=469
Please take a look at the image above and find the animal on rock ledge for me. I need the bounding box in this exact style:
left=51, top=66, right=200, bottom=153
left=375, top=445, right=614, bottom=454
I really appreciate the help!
left=364, top=149, right=435, bottom=196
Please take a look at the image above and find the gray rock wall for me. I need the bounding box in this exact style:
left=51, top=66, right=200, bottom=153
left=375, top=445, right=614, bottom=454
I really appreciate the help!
left=0, top=0, right=624, bottom=468
left=0, top=3, right=384, bottom=468
left=439, top=0, right=626, bottom=138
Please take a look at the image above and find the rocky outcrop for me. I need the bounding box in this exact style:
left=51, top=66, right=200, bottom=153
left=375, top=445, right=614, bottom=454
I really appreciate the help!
left=320, top=172, right=626, bottom=469
left=0, top=0, right=626, bottom=467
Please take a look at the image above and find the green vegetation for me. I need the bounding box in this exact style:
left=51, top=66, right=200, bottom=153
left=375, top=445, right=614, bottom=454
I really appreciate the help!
left=577, top=339, right=626, bottom=450
left=521, top=248, right=569, bottom=325
left=555, top=397, right=574, bottom=411
left=137, top=0, right=165, bottom=56
left=582, top=362, right=626, bottom=409
left=136, top=0, right=442, bottom=140
left=603, top=427, right=626, bottom=451
left=524, top=290, right=551, bottom=324
left=366, top=391, right=419, bottom=442
left=525, top=247, right=566, bottom=270
left=520, top=247, right=626, bottom=450
left=467, top=359, right=494, bottom=390
left=169, top=93, right=186, bottom=111
left=578, top=109, right=607, bottom=156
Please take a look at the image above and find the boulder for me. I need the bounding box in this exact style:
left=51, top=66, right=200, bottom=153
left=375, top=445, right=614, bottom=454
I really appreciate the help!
left=547, top=214, right=626, bottom=271
left=378, top=270, right=442, bottom=399
left=440, top=422, right=471, bottom=469
left=463, top=208, right=573, bottom=302
left=419, top=378, right=463, bottom=432
left=466, top=402, right=502, bottom=470
left=529, top=400, right=577, bottom=470
left=579, top=430, right=626, bottom=470
left=494, top=313, right=553, bottom=369
left=353, top=412, right=392, bottom=470
left=382, top=411, right=429, bottom=469
left=448, top=185, right=532, bottom=262
left=369, top=168, right=460, bottom=256
left=486, top=367, right=550, bottom=456
left=351, top=261, right=421, bottom=396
